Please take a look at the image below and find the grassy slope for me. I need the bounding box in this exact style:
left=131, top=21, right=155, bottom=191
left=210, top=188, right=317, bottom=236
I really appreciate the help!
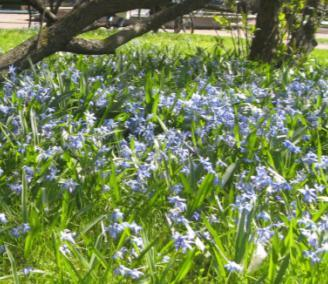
left=0, top=29, right=327, bottom=65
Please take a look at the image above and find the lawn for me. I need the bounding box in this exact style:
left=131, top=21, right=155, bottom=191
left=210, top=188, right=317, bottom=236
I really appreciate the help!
left=1, top=29, right=328, bottom=65
left=0, top=29, right=327, bottom=283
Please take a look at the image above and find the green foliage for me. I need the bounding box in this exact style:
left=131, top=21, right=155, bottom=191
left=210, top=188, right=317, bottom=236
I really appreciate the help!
left=0, top=31, right=327, bottom=283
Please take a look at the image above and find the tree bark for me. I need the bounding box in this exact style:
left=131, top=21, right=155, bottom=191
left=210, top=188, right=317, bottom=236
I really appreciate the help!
left=63, top=0, right=208, bottom=55
left=0, top=0, right=171, bottom=74
left=287, top=0, right=321, bottom=55
left=0, top=0, right=209, bottom=78
left=249, top=0, right=282, bottom=62
left=23, top=0, right=58, bottom=23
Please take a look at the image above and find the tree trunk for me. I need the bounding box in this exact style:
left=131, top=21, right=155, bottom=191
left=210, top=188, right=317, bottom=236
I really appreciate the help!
left=0, top=0, right=209, bottom=79
left=0, top=0, right=170, bottom=74
left=249, top=0, right=282, bottom=62
left=287, top=0, right=321, bottom=55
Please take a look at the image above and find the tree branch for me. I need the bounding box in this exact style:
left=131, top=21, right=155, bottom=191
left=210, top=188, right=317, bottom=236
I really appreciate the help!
left=81, top=20, right=111, bottom=33
left=23, top=0, right=58, bottom=23
left=204, top=3, right=234, bottom=13
left=63, top=0, right=210, bottom=55
left=0, top=0, right=172, bottom=74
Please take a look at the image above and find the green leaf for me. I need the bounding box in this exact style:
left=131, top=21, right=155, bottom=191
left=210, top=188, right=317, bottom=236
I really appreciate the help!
left=80, top=214, right=106, bottom=235
left=274, top=254, right=290, bottom=284
left=5, top=246, right=20, bottom=284
left=222, top=161, right=238, bottom=188
left=21, top=171, right=28, bottom=223
left=173, top=250, right=195, bottom=283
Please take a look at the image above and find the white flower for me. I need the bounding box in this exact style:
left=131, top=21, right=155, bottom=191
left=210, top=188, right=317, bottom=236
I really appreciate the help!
left=248, top=243, right=268, bottom=272
left=0, top=213, right=8, bottom=224
left=85, top=111, right=96, bottom=126
left=60, top=229, right=76, bottom=244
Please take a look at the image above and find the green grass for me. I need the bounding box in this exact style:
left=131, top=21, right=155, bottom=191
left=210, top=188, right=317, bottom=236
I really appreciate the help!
left=0, top=29, right=36, bottom=52
left=310, top=49, right=328, bottom=65
left=0, top=28, right=327, bottom=65
left=317, top=37, right=328, bottom=44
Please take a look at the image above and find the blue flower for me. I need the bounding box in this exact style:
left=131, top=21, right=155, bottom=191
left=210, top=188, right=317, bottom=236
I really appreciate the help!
left=106, top=223, right=125, bottom=239
left=128, top=222, right=142, bottom=234
left=114, top=265, right=144, bottom=279
left=112, top=209, right=124, bottom=222
left=68, top=134, right=84, bottom=150
left=257, top=227, right=274, bottom=244
left=283, top=140, right=301, bottom=154
left=302, top=152, right=317, bottom=165
left=131, top=236, right=144, bottom=248
left=224, top=261, right=243, bottom=273
left=168, top=196, right=187, bottom=212
left=251, top=166, right=272, bottom=190
left=59, top=244, right=71, bottom=256
left=9, top=183, right=22, bottom=194
left=8, top=65, right=16, bottom=75
left=315, top=156, right=328, bottom=170
left=304, top=250, right=321, bottom=264
left=199, top=157, right=215, bottom=174
left=11, top=223, right=30, bottom=238
left=0, top=105, right=10, bottom=114
left=0, top=245, right=5, bottom=254
left=46, top=166, right=58, bottom=181
left=256, top=211, right=271, bottom=221
left=113, top=247, right=128, bottom=260
left=22, top=267, right=33, bottom=276
left=171, top=184, right=183, bottom=194
left=61, top=179, right=79, bottom=193
left=192, top=211, right=201, bottom=221
left=172, top=232, right=193, bottom=253
left=299, top=185, right=317, bottom=203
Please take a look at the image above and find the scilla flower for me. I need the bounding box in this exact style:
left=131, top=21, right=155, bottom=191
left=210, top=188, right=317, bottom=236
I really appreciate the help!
left=224, top=261, right=243, bottom=273
left=0, top=213, right=8, bottom=224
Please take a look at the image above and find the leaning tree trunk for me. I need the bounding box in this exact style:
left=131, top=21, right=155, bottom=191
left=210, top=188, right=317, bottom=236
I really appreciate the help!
left=287, top=0, right=321, bottom=56
left=0, top=0, right=209, bottom=79
left=0, top=0, right=158, bottom=74
left=249, top=0, right=282, bottom=62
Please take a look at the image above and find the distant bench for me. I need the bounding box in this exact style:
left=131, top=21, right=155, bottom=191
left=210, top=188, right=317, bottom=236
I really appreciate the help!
left=0, top=1, right=36, bottom=27
left=0, top=9, right=33, bottom=14
left=0, top=0, right=27, bottom=9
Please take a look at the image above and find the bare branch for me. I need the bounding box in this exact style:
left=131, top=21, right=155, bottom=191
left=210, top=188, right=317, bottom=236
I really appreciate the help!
left=81, top=20, right=111, bottom=33
left=204, top=3, right=235, bottom=13
left=63, top=0, right=210, bottom=55
left=0, top=0, right=173, bottom=74
left=23, top=0, right=58, bottom=23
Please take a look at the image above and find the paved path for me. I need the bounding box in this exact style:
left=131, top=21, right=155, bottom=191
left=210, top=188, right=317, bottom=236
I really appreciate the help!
left=1, top=13, right=328, bottom=49
left=178, top=29, right=328, bottom=50
left=0, top=14, right=37, bottom=29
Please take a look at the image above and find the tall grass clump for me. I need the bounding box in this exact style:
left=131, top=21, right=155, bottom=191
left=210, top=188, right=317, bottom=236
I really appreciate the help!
left=0, top=44, right=327, bottom=283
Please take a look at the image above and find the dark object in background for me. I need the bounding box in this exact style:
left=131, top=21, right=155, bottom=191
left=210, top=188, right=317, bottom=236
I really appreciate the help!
left=0, top=0, right=24, bottom=10
left=108, top=15, right=130, bottom=28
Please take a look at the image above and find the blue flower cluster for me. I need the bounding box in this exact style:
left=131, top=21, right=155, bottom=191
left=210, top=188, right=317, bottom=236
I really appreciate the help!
left=0, top=49, right=327, bottom=280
